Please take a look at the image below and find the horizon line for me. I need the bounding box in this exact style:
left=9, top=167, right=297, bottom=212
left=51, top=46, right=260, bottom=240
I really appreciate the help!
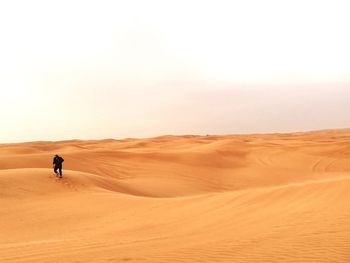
left=1, top=127, right=349, bottom=145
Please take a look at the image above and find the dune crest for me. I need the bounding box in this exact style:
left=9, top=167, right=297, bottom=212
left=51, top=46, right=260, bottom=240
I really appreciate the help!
left=1, top=129, right=350, bottom=262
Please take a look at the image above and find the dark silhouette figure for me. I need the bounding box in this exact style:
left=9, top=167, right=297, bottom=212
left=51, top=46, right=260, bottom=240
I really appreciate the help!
left=53, top=154, right=64, bottom=178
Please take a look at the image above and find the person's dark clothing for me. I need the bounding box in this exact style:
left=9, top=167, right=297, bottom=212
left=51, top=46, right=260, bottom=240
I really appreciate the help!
left=54, top=165, right=62, bottom=177
left=53, top=155, right=64, bottom=177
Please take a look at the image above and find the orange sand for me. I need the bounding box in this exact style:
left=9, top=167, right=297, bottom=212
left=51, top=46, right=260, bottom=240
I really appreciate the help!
left=1, top=129, right=350, bottom=262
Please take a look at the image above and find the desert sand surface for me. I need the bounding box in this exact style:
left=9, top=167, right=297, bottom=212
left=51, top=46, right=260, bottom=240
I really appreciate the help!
left=1, top=129, right=350, bottom=262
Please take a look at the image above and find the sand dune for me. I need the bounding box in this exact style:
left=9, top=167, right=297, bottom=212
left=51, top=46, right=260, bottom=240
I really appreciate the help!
left=1, top=129, right=350, bottom=262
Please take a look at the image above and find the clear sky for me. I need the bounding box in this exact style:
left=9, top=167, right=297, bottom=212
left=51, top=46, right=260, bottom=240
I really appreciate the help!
left=0, top=0, right=349, bottom=142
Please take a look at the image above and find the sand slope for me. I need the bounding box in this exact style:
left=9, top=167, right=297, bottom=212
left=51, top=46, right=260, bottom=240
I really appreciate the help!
left=1, top=129, right=350, bottom=262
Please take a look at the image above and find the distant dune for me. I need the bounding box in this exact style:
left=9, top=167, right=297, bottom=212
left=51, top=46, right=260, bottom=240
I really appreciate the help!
left=1, top=129, right=350, bottom=262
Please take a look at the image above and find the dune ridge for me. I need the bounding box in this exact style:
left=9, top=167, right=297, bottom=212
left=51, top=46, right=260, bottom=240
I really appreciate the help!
left=1, top=129, right=350, bottom=262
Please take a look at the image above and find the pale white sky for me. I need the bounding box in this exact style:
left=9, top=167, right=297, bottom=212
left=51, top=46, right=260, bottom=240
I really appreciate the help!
left=0, top=0, right=349, bottom=142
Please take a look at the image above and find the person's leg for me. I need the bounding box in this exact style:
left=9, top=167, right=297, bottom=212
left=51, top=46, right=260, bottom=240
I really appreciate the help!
left=54, top=165, right=58, bottom=176
left=59, top=165, right=62, bottom=177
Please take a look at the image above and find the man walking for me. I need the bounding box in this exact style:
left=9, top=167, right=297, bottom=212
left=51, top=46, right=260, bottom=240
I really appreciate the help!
left=53, top=154, right=64, bottom=178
